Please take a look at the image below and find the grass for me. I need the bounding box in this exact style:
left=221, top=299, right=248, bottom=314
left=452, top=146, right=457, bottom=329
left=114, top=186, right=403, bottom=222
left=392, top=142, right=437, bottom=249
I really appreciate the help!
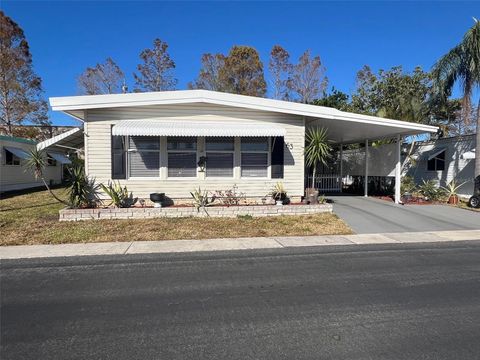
left=0, top=187, right=352, bottom=246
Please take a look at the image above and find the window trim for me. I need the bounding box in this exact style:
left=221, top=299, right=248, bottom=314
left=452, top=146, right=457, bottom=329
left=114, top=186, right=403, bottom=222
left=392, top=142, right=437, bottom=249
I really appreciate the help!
left=205, top=137, right=235, bottom=179
left=166, top=136, right=198, bottom=179
left=427, top=150, right=446, bottom=172
left=240, top=137, right=271, bottom=179
left=4, top=149, right=21, bottom=166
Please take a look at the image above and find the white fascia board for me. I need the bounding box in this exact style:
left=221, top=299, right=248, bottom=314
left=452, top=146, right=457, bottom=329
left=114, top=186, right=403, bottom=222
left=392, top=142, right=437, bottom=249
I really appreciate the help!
left=49, top=90, right=438, bottom=134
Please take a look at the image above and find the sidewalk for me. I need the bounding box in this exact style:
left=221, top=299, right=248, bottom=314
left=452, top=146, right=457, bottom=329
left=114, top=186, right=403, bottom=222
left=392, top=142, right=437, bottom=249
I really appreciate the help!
left=2, top=230, right=480, bottom=260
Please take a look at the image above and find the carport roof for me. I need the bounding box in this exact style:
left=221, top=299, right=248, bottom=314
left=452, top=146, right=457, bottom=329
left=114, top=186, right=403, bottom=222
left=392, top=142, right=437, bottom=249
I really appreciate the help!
left=49, top=90, right=437, bottom=143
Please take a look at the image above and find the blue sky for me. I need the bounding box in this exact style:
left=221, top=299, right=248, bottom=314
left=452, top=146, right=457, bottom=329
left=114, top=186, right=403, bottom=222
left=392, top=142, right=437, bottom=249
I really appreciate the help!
left=3, top=1, right=479, bottom=126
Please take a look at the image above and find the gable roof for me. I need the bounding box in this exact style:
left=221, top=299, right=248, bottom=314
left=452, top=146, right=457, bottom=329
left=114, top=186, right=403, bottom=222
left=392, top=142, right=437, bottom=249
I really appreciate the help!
left=49, top=89, right=438, bottom=142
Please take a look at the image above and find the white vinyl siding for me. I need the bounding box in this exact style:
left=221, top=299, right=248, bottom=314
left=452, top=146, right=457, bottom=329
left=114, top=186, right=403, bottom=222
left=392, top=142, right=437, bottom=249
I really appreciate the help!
left=206, top=137, right=234, bottom=178
left=241, top=137, right=269, bottom=178
left=85, top=103, right=305, bottom=199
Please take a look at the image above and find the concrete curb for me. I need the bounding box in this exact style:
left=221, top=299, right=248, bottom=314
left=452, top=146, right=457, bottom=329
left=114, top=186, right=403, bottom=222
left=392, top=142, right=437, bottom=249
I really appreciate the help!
left=1, top=230, right=480, bottom=260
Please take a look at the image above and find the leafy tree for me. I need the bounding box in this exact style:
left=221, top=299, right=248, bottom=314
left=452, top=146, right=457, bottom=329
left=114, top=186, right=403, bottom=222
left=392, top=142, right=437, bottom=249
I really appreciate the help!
left=289, top=50, right=328, bottom=103
left=134, top=38, right=177, bottom=92
left=432, top=18, right=480, bottom=196
left=188, top=53, right=226, bottom=91
left=312, top=88, right=350, bottom=111
left=77, top=57, right=124, bottom=95
left=351, top=65, right=433, bottom=123
left=269, top=45, right=291, bottom=100
left=218, top=46, right=267, bottom=97
left=0, top=11, right=49, bottom=135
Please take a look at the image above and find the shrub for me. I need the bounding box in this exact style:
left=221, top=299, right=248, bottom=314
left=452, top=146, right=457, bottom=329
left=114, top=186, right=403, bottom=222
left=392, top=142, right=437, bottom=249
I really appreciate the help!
left=212, top=184, right=246, bottom=206
left=418, top=180, right=445, bottom=201
left=401, top=176, right=417, bottom=195
left=100, top=181, right=137, bottom=208
left=190, top=187, right=214, bottom=212
left=66, top=162, right=99, bottom=208
left=270, top=182, right=288, bottom=201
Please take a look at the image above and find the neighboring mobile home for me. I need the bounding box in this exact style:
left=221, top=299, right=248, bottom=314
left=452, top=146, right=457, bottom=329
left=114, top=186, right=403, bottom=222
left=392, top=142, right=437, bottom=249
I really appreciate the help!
left=48, top=90, right=437, bottom=203
left=0, top=135, right=70, bottom=192
left=405, top=134, right=476, bottom=197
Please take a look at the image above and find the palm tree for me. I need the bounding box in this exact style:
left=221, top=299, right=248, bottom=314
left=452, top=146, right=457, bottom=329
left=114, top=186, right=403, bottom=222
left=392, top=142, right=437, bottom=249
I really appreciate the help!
left=24, top=148, right=69, bottom=205
left=305, top=127, right=332, bottom=189
left=431, top=18, right=480, bottom=196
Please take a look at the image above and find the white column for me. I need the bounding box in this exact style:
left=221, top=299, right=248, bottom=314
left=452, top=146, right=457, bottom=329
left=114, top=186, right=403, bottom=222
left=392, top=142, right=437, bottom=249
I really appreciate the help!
left=339, top=143, right=343, bottom=193
left=395, top=135, right=401, bottom=204
left=364, top=139, right=368, bottom=197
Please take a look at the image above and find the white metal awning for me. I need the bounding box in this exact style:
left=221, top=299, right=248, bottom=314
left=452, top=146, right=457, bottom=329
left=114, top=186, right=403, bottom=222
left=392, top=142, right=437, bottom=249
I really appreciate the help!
left=427, top=148, right=446, bottom=160
left=37, top=127, right=83, bottom=151
left=111, top=120, right=287, bottom=137
left=462, top=149, right=476, bottom=160
left=47, top=152, right=71, bottom=164
left=4, top=146, right=30, bottom=159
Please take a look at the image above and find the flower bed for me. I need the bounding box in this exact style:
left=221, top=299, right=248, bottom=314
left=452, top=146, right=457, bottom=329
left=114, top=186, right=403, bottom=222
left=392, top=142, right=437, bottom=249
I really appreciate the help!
left=59, top=203, right=333, bottom=221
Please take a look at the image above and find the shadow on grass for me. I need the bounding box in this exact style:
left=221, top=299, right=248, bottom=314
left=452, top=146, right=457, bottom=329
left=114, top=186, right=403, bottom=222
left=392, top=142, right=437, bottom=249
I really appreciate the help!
left=0, top=202, right=60, bottom=212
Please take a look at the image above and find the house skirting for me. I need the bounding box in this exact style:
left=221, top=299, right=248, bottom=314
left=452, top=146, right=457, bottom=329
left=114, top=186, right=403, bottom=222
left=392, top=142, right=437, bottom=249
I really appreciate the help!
left=59, top=204, right=332, bottom=221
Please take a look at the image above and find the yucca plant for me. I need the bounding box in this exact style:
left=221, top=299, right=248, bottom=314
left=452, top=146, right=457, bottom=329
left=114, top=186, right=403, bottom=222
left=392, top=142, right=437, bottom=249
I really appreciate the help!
left=270, top=182, right=287, bottom=202
left=100, top=181, right=137, bottom=208
left=441, top=179, right=469, bottom=204
left=190, top=187, right=213, bottom=214
left=66, top=162, right=99, bottom=208
left=305, top=127, right=332, bottom=189
left=24, top=148, right=69, bottom=206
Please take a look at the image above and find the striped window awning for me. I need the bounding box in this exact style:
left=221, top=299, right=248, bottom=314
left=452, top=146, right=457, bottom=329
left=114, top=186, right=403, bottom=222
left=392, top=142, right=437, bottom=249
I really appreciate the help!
left=111, top=120, right=286, bottom=137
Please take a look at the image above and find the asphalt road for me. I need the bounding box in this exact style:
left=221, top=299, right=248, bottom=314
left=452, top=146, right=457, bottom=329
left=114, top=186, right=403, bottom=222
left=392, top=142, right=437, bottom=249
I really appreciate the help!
left=2, top=242, right=480, bottom=360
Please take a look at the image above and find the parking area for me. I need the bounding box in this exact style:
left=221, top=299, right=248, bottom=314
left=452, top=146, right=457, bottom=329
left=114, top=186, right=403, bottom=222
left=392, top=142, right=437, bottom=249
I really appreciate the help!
left=330, top=195, right=480, bottom=234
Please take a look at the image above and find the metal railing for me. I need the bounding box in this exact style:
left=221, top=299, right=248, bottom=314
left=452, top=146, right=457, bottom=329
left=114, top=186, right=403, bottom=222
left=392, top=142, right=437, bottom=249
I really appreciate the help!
left=307, top=175, right=342, bottom=192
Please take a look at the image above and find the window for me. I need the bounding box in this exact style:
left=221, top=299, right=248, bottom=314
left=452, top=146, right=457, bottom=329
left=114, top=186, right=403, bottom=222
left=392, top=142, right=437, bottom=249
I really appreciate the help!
left=128, top=136, right=160, bottom=177
left=241, top=137, right=269, bottom=177
left=167, top=137, right=197, bottom=177
left=427, top=150, right=445, bottom=171
left=47, top=155, right=57, bottom=166
left=206, top=137, right=234, bottom=177
left=112, top=136, right=127, bottom=179
left=5, top=149, right=20, bottom=166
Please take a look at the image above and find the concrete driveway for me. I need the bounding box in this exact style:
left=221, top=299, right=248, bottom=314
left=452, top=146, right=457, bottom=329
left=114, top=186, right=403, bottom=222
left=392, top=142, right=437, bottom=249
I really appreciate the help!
left=330, top=195, right=480, bottom=234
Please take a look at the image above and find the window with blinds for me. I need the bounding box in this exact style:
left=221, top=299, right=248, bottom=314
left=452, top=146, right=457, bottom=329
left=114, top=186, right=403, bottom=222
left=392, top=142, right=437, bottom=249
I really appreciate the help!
left=241, top=137, right=269, bottom=177
left=167, top=137, right=197, bottom=177
left=128, top=136, right=160, bottom=177
left=206, top=137, right=234, bottom=177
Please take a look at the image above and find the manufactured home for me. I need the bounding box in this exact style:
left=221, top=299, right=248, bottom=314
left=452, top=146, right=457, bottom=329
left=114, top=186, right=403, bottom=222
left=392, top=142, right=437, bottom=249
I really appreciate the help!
left=47, top=90, right=437, bottom=203
left=0, top=135, right=70, bottom=192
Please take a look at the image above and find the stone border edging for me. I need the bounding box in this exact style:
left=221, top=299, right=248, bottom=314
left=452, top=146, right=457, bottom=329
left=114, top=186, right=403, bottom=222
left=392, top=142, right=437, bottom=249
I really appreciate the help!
left=59, top=203, right=333, bottom=221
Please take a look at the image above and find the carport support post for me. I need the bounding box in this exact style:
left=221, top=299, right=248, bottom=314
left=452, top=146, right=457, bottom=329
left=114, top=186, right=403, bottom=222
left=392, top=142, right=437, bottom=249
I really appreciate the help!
left=364, top=139, right=368, bottom=197
left=339, top=143, right=343, bottom=193
left=395, top=135, right=401, bottom=204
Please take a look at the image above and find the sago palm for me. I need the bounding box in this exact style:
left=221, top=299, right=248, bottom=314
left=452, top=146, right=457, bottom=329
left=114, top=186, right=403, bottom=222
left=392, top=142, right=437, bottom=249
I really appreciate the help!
left=431, top=18, right=480, bottom=195
left=305, top=127, right=332, bottom=188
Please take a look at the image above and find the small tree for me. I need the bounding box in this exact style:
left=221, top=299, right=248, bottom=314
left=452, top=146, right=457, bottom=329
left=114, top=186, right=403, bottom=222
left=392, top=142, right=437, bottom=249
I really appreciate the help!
left=289, top=50, right=328, bottom=103
left=0, top=11, right=49, bottom=135
left=269, top=45, right=291, bottom=100
left=188, top=53, right=226, bottom=91
left=24, top=148, right=69, bottom=205
left=77, top=57, right=124, bottom=95
left=134, top=38, right=177, bottom=92
left=304, top=127, right=332, bottom=189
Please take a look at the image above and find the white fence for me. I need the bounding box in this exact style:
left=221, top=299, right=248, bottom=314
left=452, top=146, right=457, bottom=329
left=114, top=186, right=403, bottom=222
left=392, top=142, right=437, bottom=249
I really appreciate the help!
left=307, top=175, right=342, bottom=193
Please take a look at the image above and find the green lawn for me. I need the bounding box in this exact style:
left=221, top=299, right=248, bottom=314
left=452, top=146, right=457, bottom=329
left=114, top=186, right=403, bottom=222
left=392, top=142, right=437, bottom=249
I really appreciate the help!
left=0, top=187, right=353, bottom=246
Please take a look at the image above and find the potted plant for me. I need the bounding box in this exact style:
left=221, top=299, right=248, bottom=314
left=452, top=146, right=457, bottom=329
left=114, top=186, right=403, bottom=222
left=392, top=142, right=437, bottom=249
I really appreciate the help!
left=304, top=127, right=332, bottom=204
left=271, top=182, right=287, bottom=206
left=441, top=179, right=468, bottom=205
